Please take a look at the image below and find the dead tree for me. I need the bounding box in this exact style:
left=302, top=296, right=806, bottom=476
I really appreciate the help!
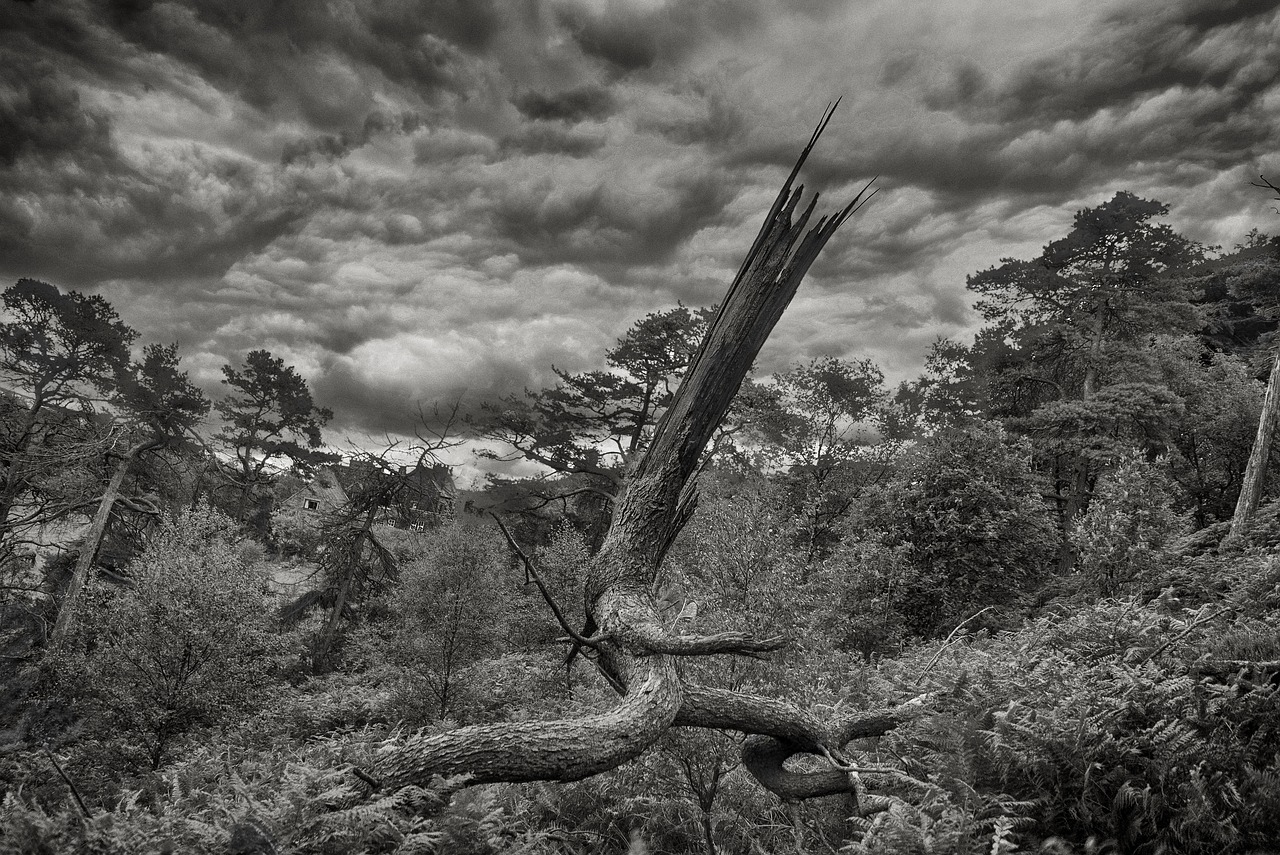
left=368, top=106, right=918, bottom=811
left=1229, top=174, right=1280, bottom=543
left=1229, top=347, right=1280, bottom=542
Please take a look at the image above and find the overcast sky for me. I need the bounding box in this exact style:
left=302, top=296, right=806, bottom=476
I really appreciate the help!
left=3, top=0, right=1279, bottom=477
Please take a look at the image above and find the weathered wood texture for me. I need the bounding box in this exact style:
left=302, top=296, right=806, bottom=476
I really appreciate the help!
left=373, top=105, right=895, bottom=805
left=1229, top=347, right=1280, bottom=541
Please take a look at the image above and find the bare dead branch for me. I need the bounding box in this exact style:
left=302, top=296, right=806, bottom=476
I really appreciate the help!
left=489, top=512, right=605, bottom=650
left=45, top=749, right=92, bottom=820
left=350, top=766, right=384, bottom=792
left=914, top=606, right=994, bottom=686
left=1252, top=174, right=1280, bottom=199
left=1195, top=658, right=1280, bottom=673
left=630, top=627, right=788, bottom=658
left=494, top=485, right=618, bottom=515
left=1135, top=608, right=1225, bottom=666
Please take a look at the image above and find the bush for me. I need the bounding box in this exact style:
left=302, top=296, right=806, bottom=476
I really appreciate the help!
left=270, top=504, right=324, bottom=558
left=47, top=505, right=283, bottom=778
left=871, top=592, right=1280, bottom=853
left=365, top=523, right=517, bottom=724
left=854, top=422, right=1058, bottom=637
left=1071, top=452, right=1189, bottom=595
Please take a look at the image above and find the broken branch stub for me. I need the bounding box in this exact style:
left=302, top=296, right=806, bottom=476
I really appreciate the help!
left=373, top=103, right=889, bottom=804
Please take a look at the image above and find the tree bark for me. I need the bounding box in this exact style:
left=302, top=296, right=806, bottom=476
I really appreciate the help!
left=368, top=105, right=895, bottom=811
left=1229, top=347, right=1280, bottom=542
left=50, top=437, right=159, bottom=645
left=1056, top=303, right=1108, bottom=574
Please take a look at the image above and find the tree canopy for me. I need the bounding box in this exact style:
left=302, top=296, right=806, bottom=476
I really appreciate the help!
left=214, top=349, right=336, bottom=519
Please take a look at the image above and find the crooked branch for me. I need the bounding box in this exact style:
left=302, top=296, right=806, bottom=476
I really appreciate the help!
left=489, top=512, right=608, bottom=651
left=45, top=749, right=92, bottom=820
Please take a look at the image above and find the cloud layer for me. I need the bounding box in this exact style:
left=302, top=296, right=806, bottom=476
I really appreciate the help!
left=3, top=0, right=1279, bottom=468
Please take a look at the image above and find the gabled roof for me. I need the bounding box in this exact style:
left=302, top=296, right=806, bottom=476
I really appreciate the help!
left=283, top=466, right=349, bottom=509
left=403, top=460, right=456, bottom=499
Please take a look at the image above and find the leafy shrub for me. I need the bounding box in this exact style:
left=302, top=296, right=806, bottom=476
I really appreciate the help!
left=270, top=503, right=324, bottom=558
left=46, top=506, right=284, bottom=780
left=854, top=422, right=1058, bottom=636
left=1071, top=453, right=1189, bottom=595
left=812, top=539, right=913, bottom=660
left=357, top=523, right=519, bottom=724
left=874, top=594, right=1280, bottom=853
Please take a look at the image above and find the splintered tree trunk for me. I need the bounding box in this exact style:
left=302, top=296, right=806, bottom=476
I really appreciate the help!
left=1229, top=348, right=1280, bottom=542
left=371, top=106, right=917, bottom=809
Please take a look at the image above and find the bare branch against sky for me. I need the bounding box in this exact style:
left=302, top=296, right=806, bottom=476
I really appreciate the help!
left=2, top=0, right=1278, bottom=463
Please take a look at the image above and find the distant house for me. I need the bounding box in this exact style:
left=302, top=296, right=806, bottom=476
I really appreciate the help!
left=281, top=468, right=349, bottom=518
left=330, top=458, right=456, bottom=531
left=400, top=461, right=456, bottom=530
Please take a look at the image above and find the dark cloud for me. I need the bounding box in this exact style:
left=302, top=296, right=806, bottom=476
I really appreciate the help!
left=553, top=0, right=764, bottom=75
left=0, top=57, right=114, bottom=165
left=281, top=110, right=424, bottom=165
left=878, top=52, right=920, bottom=89
left=491, top=165, right=737, bottom=268
left=0, top=2, right=149, bottom=88
left=991, top=1, right=1279, bottom=126
left=512, top=86, right=615, bottom=123
left=731, top=0, right=1279, bottom=220
left=557, top=6, right=660, bottom=72
left=0, top=121, right=310, bottom=286
left=920, top=61, right=988, bottom=112
left=1173, top=0, right=1280, bottom=33
left=309, top=360, right=438, bottom=440
left=633, top=85, right=747, bottom=149
left=498, top=124, right=607, bottom=158
left=364, top=0, right=504, bottom=55
left=747, top=0, right=1270, bottom=222
left=58, top=0, right=503, bottom=134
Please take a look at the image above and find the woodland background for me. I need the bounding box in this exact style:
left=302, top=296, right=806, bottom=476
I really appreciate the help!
left=3, top=189, right=1280, bottom=853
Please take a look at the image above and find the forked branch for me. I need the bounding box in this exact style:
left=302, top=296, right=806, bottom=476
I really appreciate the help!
left=490, top=512, right=608, bottom=650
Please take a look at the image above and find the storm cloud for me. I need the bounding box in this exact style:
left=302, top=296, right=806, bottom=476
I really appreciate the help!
left=2, top=0, right=1278, bottom=478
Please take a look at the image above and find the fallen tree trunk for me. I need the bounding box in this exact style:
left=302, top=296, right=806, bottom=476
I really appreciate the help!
left=370, top=104, right=897, bottom=808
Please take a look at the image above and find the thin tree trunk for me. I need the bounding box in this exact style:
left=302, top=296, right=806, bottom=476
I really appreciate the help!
left=313, top=504, right=379, bottom=672
left=1056, top=306, right=1107, bottom=573
left=700, top=807, right=717, bottom=855
left=1229, top=348, right=1280, bottom=542
left=0, top=396, right=44, bottom=541
left=1056, top=457, right=1091, bottom=574
left=698, top=766, right=723, bottom=855
left=50, top=438, right=158, bottom=644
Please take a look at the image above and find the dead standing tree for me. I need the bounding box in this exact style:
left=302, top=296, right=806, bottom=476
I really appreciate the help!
left=1228, top=174, right=1280, bottom=543
left=369, top=106, right=920, bottom=811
